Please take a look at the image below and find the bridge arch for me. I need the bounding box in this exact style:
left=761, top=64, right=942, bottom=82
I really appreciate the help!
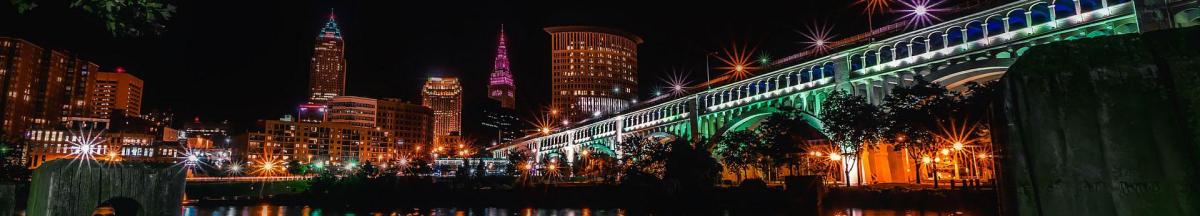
left=928, top=59, right=1014, bottom=91
left=1176, top=7, right=1200, bottom=28
left=713, top=106, right=825, bottom=138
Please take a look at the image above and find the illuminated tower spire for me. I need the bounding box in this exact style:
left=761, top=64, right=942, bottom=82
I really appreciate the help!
left=488, top=24, right=516, bottom=109
left=308, top=9, right=347, bottom=102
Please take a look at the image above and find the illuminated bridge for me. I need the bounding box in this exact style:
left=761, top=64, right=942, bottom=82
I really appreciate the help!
left=491, top=0, right=1199, bottom=163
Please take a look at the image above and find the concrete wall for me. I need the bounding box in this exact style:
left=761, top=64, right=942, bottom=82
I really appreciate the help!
left=25, top=159, right=186, bottom=216
left=995, top=27, right=1200, bottom=215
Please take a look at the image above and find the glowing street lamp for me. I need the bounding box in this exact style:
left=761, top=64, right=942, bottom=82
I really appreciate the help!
left=952, top=142, right=964, bottom=151
left=828, top=153, right=842, bottom=161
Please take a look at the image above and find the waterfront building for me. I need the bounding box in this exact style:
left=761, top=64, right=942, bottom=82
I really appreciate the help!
left=488, top=25, right=516, bottom=109
left=297, top=103, right=328, bottom=123
left=246, top=118, right=396, bottom=165
left=308, top=11, right=347, bottom=103
left=545, top=26, right=642, bottom=121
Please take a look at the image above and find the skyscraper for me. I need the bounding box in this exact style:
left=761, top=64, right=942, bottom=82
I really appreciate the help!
left=308, top=10, right=347, bottom=103
left=422, top=77, right=462, bottom=138
left=376, top=98, right=433, bottom=148
left=488, top=25, right=516, bottom=109
left=545, top=26, right=642, bottom=121
left=87, top=70, right=143, bottom=119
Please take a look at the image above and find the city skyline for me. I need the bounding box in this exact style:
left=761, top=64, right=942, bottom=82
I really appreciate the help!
left=0, top=0, right=882, bottom=131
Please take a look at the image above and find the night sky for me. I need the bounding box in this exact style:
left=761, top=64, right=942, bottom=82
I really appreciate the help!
left=0, top=0, right=957, bottom=133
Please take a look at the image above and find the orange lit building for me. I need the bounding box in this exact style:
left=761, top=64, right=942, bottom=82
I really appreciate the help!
left=545, top=26, right=642, bottom=121
left=376, top=98, right=433, bottom=149
left=308, top=12, right=347, bottom=103
left=422, top=77, right=462, bottom=144
left=328, top=96, right=377, bottom=128
left=0, top=37, right=98, bottom=136
left=246, top=118, right=395, bottom=164
left=87, top=70, right=143, bottom=119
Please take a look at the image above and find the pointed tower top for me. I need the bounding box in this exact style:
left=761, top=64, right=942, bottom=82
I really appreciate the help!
left=319, top=9, right=342, bottom=39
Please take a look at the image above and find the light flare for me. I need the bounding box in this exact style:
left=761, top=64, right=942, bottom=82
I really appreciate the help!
left=896, top=0, right=948, bottom=28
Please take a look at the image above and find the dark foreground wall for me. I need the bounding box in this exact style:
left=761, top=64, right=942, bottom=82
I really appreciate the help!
left=995, top=27, right=1200, bottom=215
left=25, top=160, right=186, bottom=216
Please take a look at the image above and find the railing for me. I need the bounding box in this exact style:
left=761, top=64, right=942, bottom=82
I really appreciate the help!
left=186, top=175, right=314, bottom=182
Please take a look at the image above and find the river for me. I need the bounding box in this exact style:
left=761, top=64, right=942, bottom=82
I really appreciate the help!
left=181, top=205, right=994, bottom=216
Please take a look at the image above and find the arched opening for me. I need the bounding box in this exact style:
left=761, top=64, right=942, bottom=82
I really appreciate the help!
left=800, top=69, right=812, bottom=82
left=946, top=27, right=965, bottom=47
left=928, top=32, right=946, bottom=51
left=849, top=54, right=864, bottom=71
left=880, top=46, right=895, bottom=63
left=910, top=37, right=928, bottom=55
left=865, top=50, right=879, bottom=68
left=1030, top=3, right=1053, bottom=27
left=1175, top=8, right=1200, bottom=28
left=1008, top=9, right=1029, bottom=31
left=1079, top=0, right=1103, bottom=13
left=986, top=16, right=1006, bottom=37
left=1086, top=29, right=1110, bottom=38
left=822, top=62, right=836, bottom=78
left=1114, top=22, right=1139, bottom=34
left=95, top=197, right=141, bottom=216
left=966, top=21, right=986, bottom=41
left=1054, top=0, right=1077, bottom=19
left=894, top=42, right=910, bottom=59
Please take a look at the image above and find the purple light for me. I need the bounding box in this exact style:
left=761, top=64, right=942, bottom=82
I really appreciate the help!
left=488, top=25, right=514, bottom=87
left=897, top=0, right=947, bottom=28
left=798, top=21, right=835, bottom=54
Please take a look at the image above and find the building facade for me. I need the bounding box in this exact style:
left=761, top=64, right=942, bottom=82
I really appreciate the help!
left=480, top=99, right=521, bottom=146
left=488, top=25, right=516, bottom=109
left=422, top=77, right=462, bottom=139
left=544, top=26, right=642, bottom=121
left=376, top=98, right=433, bottom=148
left=328, top=96, right=377, bottom=128
left=87, top=70, right=143, bottom=119
left=308, top=12, right=347, bottom=103
left=246, top=119, right=396, bottom=165
left=0, top=37, right=99, bottom=136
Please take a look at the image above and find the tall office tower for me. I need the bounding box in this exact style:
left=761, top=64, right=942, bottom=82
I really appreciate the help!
left=480, top=99, right=521, bottom=145
left=308, top=11, right=347, bottom=103
left=488, top=25, right=516, bottom=109
left=87, top=69, right=143, bottom=119
left=0, top=38, right=46, bottom=135
left=376, top=98, right=434, bottom=148
left=421, top=77, right=462, bottom=138
left=328, top=96, right=377, bottom=128
left=545, top=26, right=642, bottom=121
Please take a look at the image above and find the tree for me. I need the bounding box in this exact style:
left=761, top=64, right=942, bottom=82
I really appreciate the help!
left=0, top=135, right=31, bottom=183
left=821, top=90, right=883, bottom=186
left=714, top=130, right=758, bottom=182
left=504, top=150, right=528, bottom=176
left=9, top=0, right=176, bottom=36
left=287, top=160, right=306, bottom=175
left=756, top=106, right=820, bottom=178
left=880, top=77, right=957, bottom=186
left=616, top=135, right=669, bottom=179
left=662, top=138, right=722, bottom=193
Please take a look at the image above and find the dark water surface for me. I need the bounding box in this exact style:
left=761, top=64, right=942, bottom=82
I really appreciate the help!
left=181, top=205, right=994, bottom=216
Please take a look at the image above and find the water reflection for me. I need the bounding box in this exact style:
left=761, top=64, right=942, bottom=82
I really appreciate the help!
left=182, top=205, right=983, bottom=216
